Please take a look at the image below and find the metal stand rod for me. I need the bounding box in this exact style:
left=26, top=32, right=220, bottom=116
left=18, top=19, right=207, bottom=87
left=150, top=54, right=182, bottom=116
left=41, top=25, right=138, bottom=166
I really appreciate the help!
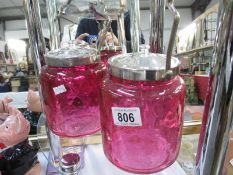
left=46, top=0, right=60, bottom=50
left=117, top=7, right=126, bottom=53
left=149, top=0, right=165, bottom=53
left=23, top=0, right=60, bottom=164
left=129, top=0, right=140, bottom=53
left=196, top=0, right=233, bottom=174
left=23, top=0, right=46, bottom=72
left=117, top=0, right=126, bottom=53
left=166, top=0, right=180, bottom=70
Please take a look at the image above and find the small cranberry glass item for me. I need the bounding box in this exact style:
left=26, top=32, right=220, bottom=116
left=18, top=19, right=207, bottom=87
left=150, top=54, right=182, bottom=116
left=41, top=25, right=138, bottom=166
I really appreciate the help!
left=100, top=46, right=122, bottom=66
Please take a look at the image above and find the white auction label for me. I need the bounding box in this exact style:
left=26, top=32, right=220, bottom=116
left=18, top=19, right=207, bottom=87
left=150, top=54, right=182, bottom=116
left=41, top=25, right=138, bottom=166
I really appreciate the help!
left=112, top=107, right=142, bottom=126
left=230, top=159, right=233, bottom=167
left=53, top=85, right=67, bottom=95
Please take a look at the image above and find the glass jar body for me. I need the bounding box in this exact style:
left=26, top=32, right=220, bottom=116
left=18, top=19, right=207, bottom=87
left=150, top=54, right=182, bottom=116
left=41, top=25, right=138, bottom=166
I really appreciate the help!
left=100, top=75, right=186, bottom=173
left=40, top=63, right=105, bottom=137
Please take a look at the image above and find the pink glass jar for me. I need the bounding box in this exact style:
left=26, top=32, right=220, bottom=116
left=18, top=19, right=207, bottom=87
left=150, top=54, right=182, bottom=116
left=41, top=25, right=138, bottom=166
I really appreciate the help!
left=100, top=46, right=122, bottom=66
left=100, top=52, right=186, bottom=173
left=40, top=47, right=105, bottom=137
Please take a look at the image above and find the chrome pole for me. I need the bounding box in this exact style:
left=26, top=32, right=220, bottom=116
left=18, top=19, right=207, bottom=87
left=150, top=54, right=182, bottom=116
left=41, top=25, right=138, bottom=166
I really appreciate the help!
left=117, top=0, right=127, bottom=53
left=149, top=0, right=165, bottom=53
left=46, top=0, right=60, bottom=50
left=23, top=0, right=46, bottom=73
left=196, top=0, right=233, bottom=174
left=23, top=0, right=60, bottom=164
left=117, top=13, right=126, bottom=53
left=166, top=0, right=180, bottom=70
left=129, top=0, right=140, bottom=53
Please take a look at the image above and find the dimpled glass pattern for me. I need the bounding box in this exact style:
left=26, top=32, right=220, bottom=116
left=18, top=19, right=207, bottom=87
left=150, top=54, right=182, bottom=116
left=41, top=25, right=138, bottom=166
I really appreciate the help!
left=100, top=75, right=186, bottom=173
left=40, top=63, right=105, bottom=137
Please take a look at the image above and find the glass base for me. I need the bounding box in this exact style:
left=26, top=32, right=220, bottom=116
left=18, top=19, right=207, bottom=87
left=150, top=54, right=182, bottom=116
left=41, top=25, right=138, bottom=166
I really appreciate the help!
left=37, top=115, right=85, bottom=175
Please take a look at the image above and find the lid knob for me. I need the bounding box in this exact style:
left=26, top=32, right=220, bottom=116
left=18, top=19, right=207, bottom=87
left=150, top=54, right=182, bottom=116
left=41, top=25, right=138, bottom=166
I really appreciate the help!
left=139, top=45, right=150, bottom=56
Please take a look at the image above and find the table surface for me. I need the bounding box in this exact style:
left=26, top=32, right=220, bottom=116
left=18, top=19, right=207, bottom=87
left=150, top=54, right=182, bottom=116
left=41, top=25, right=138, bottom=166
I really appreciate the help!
left=35, top=109, right=199, bottom=175
left=37, top=144, right=187, bottom=175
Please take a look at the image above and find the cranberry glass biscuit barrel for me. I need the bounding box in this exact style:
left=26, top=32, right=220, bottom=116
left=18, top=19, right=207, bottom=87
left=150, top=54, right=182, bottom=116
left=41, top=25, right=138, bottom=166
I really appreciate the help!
left=40, top=46, right=105, bottom=137
left=100, top=51, right=186, bottom=173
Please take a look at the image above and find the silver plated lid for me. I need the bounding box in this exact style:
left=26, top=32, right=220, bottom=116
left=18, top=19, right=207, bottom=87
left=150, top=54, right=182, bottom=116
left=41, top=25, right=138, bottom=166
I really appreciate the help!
left=45, top=46, right=99, bottom=67
left=108, top=52, right=180, bottom=81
